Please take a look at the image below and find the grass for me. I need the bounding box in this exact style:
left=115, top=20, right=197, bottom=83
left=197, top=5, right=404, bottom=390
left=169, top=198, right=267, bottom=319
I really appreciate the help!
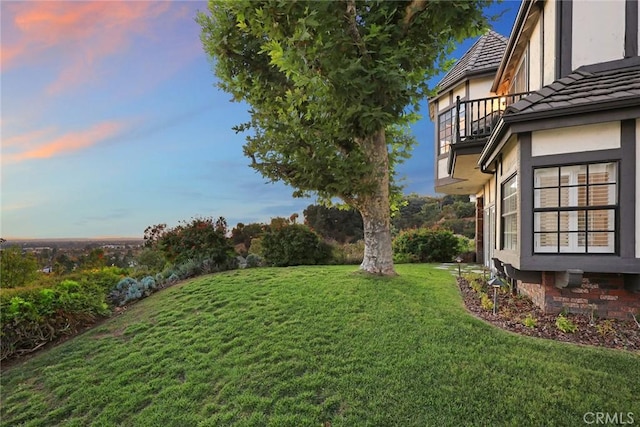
left=1, top=264, right=639, bottom=426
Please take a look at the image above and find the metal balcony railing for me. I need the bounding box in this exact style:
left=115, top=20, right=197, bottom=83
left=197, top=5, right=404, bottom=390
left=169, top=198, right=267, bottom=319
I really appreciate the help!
left=455, top=92, right=531, bottom=144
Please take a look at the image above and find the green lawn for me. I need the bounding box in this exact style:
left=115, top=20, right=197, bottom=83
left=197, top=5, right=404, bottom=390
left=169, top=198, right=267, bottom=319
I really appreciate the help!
left=2, top=265, right=639, bottom=426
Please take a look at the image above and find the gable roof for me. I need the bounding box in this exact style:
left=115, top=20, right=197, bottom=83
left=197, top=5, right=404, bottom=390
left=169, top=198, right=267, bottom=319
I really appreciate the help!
left=435, top=30, right=508, bottom=93
left=503, top=58, right=640, bottom=119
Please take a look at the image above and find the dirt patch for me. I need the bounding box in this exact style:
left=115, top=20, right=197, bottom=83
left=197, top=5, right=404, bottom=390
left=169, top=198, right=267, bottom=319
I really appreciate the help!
left=458, top=276, right=640, bottom=353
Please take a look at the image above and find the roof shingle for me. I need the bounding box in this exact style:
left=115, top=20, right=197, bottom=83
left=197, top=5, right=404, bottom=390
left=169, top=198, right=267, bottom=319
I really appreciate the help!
left=435, top=30, right=508, bottom=93
left=505, top=63, right=640, bottom=116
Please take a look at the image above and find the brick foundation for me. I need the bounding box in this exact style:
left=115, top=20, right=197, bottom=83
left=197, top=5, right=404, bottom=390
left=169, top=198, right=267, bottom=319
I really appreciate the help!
left=518, top=273, right=640, bottom=320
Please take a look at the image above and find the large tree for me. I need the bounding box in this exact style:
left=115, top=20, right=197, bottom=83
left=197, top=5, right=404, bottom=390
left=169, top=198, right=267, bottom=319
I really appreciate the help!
left=198, top=0, right=492, bottom=275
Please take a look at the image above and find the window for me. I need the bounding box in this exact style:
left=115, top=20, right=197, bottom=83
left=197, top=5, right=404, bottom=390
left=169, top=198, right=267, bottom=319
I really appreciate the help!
left=502, top=175, right=518, bottom=250
left=438, top=109, right=454, bottom=155
left=533, top=162, right=617, bottom=254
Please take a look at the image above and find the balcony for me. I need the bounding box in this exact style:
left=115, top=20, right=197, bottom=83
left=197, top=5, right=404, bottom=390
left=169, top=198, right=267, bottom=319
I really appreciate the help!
left=435, top=92, right=530, bottom=195
left=455, top=92, right=531, bottom=145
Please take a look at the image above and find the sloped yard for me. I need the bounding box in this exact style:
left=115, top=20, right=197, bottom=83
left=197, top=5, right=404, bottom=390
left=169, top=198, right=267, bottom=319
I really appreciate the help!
left=2, top=265, right=639, bottom=426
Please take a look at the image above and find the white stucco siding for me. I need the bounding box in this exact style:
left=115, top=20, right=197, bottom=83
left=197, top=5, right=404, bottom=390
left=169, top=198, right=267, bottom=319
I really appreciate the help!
left=529, top=17, right=542, bottom=91
left=453, top=83, right=466, bottom=102
left=572, top=0, right=625, bottom=69
left=543, top=0, right=556, bottom=85
left=531, top=122, right=621, bottom=157
left=501, top=137, right=519, bottom=179
left=438, top=158, right=449, bottom=179
left=438, top=94, right=450, bottom=111
left=468, top=77, right=494, bottom=100
left=636, top=119, right=640, bottom=258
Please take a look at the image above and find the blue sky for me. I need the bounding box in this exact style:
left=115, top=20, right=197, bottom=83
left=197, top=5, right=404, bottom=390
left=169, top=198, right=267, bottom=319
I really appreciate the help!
left=1, top=1, right=520, bottom=239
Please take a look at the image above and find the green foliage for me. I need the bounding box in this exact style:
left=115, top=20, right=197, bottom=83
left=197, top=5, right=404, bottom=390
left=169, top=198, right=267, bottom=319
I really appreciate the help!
left=245, top=254, right=263, bottom=268
left=596, top=319, right=616, bottom=337
left=147, top=216, right=235, bottom=269
left=0, top=279, right=109, bottom=360
left=441, top=218, right=476, bottom=239
left=248, top=237, right=264, bottom=256
left=523, top=313, right=538, bottom=328
left=303, top=204, right=363, bottom=243
left=262, top=224, right=332, bottom=267
left=231, top=222, right=267, bottom=255
left=136, top=248, right=167, bottom=273
left=392, top=228, right=465, bottom=263
left=198, top=2, right=492, bottom=272
left=480, top=292, right=494, bottom=311
left=555, top=314, right=578, bottom=334
left=0, top=246, right=39, bottom=288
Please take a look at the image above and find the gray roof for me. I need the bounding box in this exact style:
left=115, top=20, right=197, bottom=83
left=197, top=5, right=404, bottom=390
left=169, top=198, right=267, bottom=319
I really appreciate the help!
left=436, top=30, right=508, bottom=93
left=505, top=60, right=640, bottom=117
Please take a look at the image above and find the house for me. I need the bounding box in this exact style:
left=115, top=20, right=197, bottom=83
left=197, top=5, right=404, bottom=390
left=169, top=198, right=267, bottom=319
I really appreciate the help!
left=429, top=0, right=640, bottom=319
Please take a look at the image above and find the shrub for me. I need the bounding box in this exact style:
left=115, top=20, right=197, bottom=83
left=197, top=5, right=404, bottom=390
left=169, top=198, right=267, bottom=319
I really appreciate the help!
left=155, top=217, right=235, bottom=266
left=246, top=254, right=263, bottom=268
left=555, top=314, right=578, bottom=333
left=136, top=248, right=167, bottom=273
left=0, top=246, right=39, bottom=288
left=262, top=224, right=332, bottom=267
left=392, top=228, right=466, bottom=263
left=480, top=293, right=494, bottom=311
left=1, top=280, right=109, bottom=361
left=522, top=313, right=538, bottom=328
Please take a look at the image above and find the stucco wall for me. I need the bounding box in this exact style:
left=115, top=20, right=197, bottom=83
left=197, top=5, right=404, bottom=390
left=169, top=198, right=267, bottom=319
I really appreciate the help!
left=531, top=122, right=620, bottom=157
left=528, top=12, right=542, bottom=91
left=438, top=96, right=450, bottom=111
left=468, top=76, right=494, bottom=100
left=437, top=157, right=449, bottom=179
left=453, top=83, right=465, bottom=102
left=542, top=0, right=556, bottom=85
left=572, top=0, right=625, bottom=69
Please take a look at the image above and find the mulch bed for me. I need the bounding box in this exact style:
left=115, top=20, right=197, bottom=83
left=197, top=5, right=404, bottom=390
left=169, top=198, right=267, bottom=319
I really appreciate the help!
left=458, top=276, right=640, bottom=353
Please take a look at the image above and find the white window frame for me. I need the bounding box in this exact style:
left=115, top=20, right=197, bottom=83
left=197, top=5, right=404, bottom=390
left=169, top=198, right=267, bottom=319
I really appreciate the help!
left=501, top=174, right=518, bottom=251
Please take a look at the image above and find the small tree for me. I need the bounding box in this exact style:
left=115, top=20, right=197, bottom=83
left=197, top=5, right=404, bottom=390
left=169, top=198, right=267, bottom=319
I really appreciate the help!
left=0, top=246, right=38, bottom=288
left=198, top=1, right=492, bottom=275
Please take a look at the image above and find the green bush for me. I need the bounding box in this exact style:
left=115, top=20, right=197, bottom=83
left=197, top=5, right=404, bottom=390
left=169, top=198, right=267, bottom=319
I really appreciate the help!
left=1, top=280, right=110, bottom=361
left=262, top=224, right=332, bottom=267
left=246, top=254, right=263, bottom=268
left=555, top=314, right=578, bottom=333
left=0, top=246, right=39, bottom=288
left=392, top=228, right=466, bottom=263
left=153, top=217, right=236, bottom=267
left=136, top=248, right=167, bottom=273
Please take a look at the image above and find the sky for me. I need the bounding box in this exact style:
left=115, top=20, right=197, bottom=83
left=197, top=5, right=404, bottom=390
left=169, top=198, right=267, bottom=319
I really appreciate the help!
left=1, top=1, right=520, bottom=239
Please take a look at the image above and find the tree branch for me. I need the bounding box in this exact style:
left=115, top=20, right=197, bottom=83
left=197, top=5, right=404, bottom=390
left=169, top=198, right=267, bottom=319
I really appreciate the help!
left=345, top=0, right=370, bottom=60
left=402, top=0, right=429, bottom=33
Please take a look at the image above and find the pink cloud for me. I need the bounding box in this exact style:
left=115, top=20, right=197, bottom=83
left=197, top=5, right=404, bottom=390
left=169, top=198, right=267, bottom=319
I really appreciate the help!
left=4, top=121, right=127, bottom=163
left=1, top=1, right=173, bottom=93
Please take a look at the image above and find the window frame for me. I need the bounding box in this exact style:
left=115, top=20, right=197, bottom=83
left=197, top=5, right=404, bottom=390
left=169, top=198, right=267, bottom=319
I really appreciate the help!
left=501, top=174, right=518, bottom=251
left=437, top=108, right=455, bottom=155
left=532, top=161, right=619, bottom=255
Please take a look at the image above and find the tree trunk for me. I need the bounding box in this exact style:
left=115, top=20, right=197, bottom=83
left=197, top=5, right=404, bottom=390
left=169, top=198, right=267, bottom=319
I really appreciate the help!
left=356, top=129, right=397, bottom=276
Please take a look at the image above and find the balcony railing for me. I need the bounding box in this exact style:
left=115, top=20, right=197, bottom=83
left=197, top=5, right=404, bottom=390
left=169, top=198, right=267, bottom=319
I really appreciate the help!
left=455, top=92, right=531, bottom=144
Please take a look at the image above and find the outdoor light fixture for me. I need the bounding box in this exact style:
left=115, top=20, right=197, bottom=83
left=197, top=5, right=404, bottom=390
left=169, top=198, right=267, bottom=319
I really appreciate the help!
left=455, top=256, right=463, bottom=277
left=488, top=277, right=504, bottom=315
